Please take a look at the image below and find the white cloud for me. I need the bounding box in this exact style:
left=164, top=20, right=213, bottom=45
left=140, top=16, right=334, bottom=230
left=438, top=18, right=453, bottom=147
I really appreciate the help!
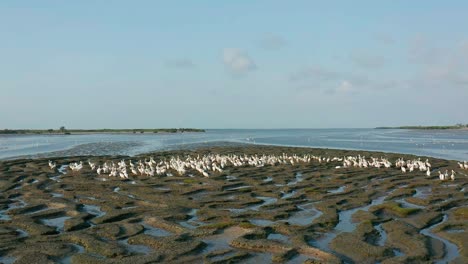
left=260, top=34, right=287, bottom=50
left=165, top=58, right=195, bottom=68
left=337, top=80, right=353, bottom=93
left=350, top=53, right=386, bottom=69
left=222, top=48, right=256, bottom=74
left=289, top=65, right=398, bottom=94
left=324, top=80, right=357, bottom=95
left=459, top=39, right=468, bottom=59
left=374, top=33, right=395, bottom=45
left=408, top=34, right=441, bottom=65
left=407, top=37, right=468, bottom=90
left=288, top=66, right=340, bottom=82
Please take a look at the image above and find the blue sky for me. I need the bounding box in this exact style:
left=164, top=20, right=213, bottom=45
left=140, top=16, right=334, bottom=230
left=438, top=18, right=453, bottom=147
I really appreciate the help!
left=1, top=1, right=467, bottom=129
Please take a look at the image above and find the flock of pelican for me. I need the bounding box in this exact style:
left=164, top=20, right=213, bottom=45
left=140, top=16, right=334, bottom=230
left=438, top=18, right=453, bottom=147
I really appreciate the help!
left=47, top=153, right=460, bottom=181
left=438, top=170, right=456, bottom=181
left=458, top=161, right=468, bottom=170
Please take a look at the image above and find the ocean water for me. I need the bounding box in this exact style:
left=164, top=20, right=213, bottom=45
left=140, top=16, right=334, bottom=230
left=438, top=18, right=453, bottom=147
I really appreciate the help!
left=0, top=129, right=467, bottom=161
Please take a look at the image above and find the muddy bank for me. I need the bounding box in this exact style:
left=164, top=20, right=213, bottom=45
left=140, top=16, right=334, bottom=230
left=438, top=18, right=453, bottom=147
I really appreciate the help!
left=0, top=145, right=466, bottom=263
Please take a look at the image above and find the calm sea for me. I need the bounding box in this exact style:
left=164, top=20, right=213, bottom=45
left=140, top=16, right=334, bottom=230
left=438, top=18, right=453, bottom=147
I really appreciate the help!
left=0, top=129, right=467, bottom=161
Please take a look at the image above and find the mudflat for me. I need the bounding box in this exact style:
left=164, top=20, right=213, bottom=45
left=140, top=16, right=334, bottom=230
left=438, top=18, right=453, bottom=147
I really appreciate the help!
left=0, top=145, right=466, bottom=264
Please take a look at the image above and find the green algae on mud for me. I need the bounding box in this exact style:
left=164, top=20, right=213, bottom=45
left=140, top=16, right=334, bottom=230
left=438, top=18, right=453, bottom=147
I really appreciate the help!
left=0, top=145, right=466, bottom=263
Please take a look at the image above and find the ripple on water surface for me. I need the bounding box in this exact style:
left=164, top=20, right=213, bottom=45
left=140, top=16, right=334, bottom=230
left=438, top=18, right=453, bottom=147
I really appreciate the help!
left=328, top=186, right=346, bottom=194
left=287, top=172, right=303, bottom=186
left=80, top=204, right=106, bottom=218
left=202, top=226, right=250, bottom=258
left=309, top=196, right=387, bottom=253
left=178, top=209, right=204, bottom=229
left=373, top=224, right=387, bottom=247
left=249, top=219, right=275, bottom=227
left=143, top=223, right=172, bottom=237
left=420, top=214, right=459, bottom=264
left=413, top=186, right=432, bottom=199
left=58, top=244, right=85, bottom=264
left=285, top=203, right=322, bottom=226
left=41, top=216, right=71, bottom=233
left=281, top=190, right=297, bottom=199
left=118, top=238, right=152, bottom=255
left=0, top=256, right=16, bottom=264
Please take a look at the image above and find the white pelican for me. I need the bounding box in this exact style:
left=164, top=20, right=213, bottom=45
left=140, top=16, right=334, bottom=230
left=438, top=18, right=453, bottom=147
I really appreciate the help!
left=48, top=160, right=56, bottom=170
left=88, top=160, right=96, bottom=170
left=439, top=171, right=444, bottom=180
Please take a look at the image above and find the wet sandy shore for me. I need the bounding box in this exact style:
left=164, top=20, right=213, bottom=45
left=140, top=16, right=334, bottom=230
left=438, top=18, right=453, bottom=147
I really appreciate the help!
left=0, top=145, right=466, bottom=264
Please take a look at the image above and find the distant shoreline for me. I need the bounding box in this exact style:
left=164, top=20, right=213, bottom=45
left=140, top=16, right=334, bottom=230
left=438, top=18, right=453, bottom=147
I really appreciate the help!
left=375, top=125, right=468, bottom=130
left=0, top=128, right=206, bottom=135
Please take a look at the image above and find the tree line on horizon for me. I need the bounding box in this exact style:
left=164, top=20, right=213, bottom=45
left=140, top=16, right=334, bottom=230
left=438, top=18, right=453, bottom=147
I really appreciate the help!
left=0, top=127, right=205, bottom=134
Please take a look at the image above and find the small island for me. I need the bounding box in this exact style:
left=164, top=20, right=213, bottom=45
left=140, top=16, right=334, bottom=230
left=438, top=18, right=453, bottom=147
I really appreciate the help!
left=376, top=124, right=468, bottom=130
left=0, top=127, right=205, bottom=135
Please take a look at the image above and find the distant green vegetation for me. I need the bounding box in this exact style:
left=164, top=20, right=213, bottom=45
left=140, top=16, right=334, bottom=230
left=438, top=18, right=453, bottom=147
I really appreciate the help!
left=0, top=127, right=205, bottom=135
left=376, top=124, right=468, bottom=130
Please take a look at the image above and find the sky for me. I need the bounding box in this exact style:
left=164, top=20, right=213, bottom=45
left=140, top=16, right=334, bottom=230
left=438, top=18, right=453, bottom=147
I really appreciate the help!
left=1, top=1, right=467, bottom=129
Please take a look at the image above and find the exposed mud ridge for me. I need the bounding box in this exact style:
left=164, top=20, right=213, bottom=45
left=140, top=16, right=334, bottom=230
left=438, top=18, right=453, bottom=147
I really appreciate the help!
left=0, top=145, right=466, bottom=263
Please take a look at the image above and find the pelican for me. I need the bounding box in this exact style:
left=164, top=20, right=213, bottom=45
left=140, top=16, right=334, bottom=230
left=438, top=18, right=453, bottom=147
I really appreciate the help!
left=109, top=169, right=118, bottom=177
left=439, top=171, right=444, bottom=180
left=48, top=160, right=56, bottom=170
left=86, top=153, right=438, bottom=180
left=119, top=170, right=128, bottom=179
left=450, top=170, right=456, bottom=181
left=88, top=160, right=96, bottom=170
left=69, top=161, right=83, bottom=171
left=425, top=159, right=431, bottom=168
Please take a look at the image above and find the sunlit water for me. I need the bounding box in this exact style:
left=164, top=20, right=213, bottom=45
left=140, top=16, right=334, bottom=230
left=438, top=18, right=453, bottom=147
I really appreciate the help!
left=1, top=129, right=467, bottom=160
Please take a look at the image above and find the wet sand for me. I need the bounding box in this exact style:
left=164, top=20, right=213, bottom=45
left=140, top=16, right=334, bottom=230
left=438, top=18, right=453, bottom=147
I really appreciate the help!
left=0, top=145, right=466, bottom=263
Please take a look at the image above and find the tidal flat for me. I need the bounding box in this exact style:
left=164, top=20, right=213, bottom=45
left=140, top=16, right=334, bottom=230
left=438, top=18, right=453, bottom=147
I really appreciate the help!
left=0, top=145, right=466, bottom=264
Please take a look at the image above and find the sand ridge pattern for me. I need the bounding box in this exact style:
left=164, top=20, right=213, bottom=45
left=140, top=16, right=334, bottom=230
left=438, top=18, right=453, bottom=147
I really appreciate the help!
left=0, top=145, right=466, bottom=263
